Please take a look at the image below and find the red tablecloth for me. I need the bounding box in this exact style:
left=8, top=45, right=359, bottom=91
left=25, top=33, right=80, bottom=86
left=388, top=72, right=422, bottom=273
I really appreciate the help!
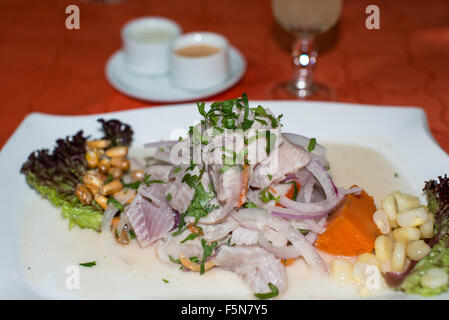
left=1, top=0, right=449, bottom=152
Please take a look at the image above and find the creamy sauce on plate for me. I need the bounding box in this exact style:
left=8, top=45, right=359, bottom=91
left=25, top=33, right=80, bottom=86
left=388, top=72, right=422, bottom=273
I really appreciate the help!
left=20, top=144, right=414, bottom=299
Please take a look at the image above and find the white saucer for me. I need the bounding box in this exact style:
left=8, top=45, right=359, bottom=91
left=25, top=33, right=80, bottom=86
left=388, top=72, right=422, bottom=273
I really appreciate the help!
left=105, top=47, right=246, bottom=102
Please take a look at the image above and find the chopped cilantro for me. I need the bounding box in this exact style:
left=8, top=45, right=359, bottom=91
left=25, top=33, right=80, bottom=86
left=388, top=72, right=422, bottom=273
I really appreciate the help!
left=242, top=201, right=259, bottom=208
left=307, top=138, right=317, bottom=152
left=181, top=232, right=200, bottom=243
left=200, top=239, right=217, bottom=275
left=166, top=193, right=173, bottom=201
left=173, top=166, right=181, bottom=174
left=254, top=283, right=279, bottom=300
left=129, top=229, right=136, bottom=239
left=104, top=174, right=114, bottom=184
left=79, top=261, right=96, bottom=267
left=143, top=174, right=165, bottom=186
left=189, top=256, right=200, bottom=263
left=162, top=278, right=169, bottom=283
left=169, top=255, right=181, bottom=264
left=107, top=196, right=124, bottom=211
left=121, top=179, right=141, bottom=190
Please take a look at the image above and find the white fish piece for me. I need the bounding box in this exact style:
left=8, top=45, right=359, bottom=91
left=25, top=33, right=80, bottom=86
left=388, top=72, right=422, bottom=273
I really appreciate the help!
left=165, top=166, right=198, bottom=214
left=230, top=227, right=258, bottom=245
left=214, top=245, right=287, bottom=293
left=250, top=138, right=311, bottom=189
left=200, top=217, right=240, bottom=242
left=155, top=230, right=204, bottom=264
left=145, top=165, right=173, bottom=181
left=126, top=192, right=175, bottom=247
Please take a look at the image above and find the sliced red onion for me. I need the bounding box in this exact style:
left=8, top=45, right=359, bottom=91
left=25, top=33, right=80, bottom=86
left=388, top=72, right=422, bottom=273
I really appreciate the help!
left=306, top=160, right=337, bottom=200
left=282, top=133, right=327, bottom=156
left=102, top=204, right=118, bottom=231
left=143, top=140, right=178, bottom=148
left=258, top=233, right=302, bottom=259
left=281, top=226, right=329, bottom=275
left=303, top=177, right=316, bottom=203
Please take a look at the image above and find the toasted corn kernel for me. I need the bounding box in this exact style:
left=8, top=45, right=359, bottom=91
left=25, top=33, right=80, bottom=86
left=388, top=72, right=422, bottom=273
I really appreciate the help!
left=101, top=180, right=123, bottom=196
left=108, top=167, right=123, bottom=180
left=87, top=139, right=111, bottom=149
left=85, top=151, right=99, bottom=169
left=94, top=194, right=108, bottom=210
left=110, top=157, right=130, bottom=171
left=98, top=158, right=111, bottom=174
left=131, top=169, right=145, bottom=181
left=105, top=146, right=128, bottom=158
left=76, top=185, right=93, bottom=205
left=83, top=171, right=104, bottom=188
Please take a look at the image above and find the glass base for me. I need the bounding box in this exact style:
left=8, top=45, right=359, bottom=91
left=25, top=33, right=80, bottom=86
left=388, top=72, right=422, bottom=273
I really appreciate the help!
left=269, top=81, right=336, bottom=101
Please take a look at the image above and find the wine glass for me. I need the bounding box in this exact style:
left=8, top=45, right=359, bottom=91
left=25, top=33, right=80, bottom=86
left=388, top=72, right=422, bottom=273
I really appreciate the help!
left=270, top=0, right=342, bottom=100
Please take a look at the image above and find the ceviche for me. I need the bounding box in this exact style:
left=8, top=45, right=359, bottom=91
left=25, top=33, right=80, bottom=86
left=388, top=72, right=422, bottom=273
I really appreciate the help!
left=21, top=94, right=449, bottom=299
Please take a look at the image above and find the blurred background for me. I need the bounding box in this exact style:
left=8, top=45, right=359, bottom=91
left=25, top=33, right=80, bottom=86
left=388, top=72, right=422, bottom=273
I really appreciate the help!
left=1, top=0, right=449, bottom=151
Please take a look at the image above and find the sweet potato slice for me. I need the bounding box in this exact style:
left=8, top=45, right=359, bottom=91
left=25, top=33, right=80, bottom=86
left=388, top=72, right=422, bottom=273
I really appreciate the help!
left=315, top=188, right=381, bottom=257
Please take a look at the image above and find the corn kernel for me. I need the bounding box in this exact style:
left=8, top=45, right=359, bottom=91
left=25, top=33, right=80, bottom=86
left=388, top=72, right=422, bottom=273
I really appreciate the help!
left=375, top=235, right=393, bottom=264
left=331, top=259, right=353, bottom=283
left=392, top=227, right=421, bottom=243
left=391, top=241, right=406, bottom=272
left=382, top=194, right=399, bottom=227
left=397, top=207, right=428, bottom=228
left=393, top=191, right=420, bottom=211
left=357, top=253, right=380, bottom=267
left=373, top=210, right=390, bottom=234
left=406, top=240, right=431, bottom=261
left=419, top=214, right=435, bottom=239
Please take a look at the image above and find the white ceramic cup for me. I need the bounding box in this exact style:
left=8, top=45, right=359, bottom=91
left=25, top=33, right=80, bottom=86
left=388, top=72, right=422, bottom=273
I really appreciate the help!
left=170, top=32, right=230, bottom=90
left=122, top=17, right=182, bottom=76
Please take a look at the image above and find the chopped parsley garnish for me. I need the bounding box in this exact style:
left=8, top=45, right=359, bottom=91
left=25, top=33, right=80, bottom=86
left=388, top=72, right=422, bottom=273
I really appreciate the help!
left=129, top=229, right=136, bottom=239
left=104, top=174, right=114, bottom=184
left=162, top=278, right=169, bottom=283
left=107, top=196, right=124, bottom=211
left=173, top=166, right=182, bottom=174
left=189, top=256, right=200, bottom=263
left=307, top=138, right=317, bottom=152
left=242, top=201, right=259, bottom=208
left=79, top=261, right=96, bottom=267
left=289, top=181, right=299, bottom=201
left=200, top=239, right=217, bottom=275
left=182, top=173, right=199, bottom=188
left=169, top=255, right=181, bottom=264
left=166, top=193, right=173, bottom=201
left=180, top=232, right=200, bottom=243
left=254, top=283, right=279, bottom=300
left=121, top=179, right=141, bottom=190
left=267, top=174, right=273, bottom=181
left=299, top=229, right=310, bottom=236
left=394, top=172, right=399, bottom=178
left=265, top=131, right=277, bottom=154
left=184, top=184, right=218, bottom=223
left=143, top=174, right=165, bottom=186
left=259, top=188, right=279, bottom=203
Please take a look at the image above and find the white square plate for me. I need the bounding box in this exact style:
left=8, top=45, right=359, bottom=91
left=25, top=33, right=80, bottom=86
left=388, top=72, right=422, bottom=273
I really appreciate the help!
left=1, top=101, right=448, bottom=299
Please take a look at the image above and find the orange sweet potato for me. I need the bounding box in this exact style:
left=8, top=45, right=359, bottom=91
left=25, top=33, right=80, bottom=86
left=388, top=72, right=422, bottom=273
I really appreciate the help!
left=314, top=188, right=381, bottom=257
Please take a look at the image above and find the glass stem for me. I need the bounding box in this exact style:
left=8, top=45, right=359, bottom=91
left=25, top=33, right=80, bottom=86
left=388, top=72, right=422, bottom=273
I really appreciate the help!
left=291, top=37, right=317, bottom=93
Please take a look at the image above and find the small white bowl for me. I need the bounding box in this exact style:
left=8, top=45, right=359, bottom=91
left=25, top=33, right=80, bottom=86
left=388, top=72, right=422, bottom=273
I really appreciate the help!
left=170, top=32, right=230, bottom=90
left=121, top=16, right=182, bottom=76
